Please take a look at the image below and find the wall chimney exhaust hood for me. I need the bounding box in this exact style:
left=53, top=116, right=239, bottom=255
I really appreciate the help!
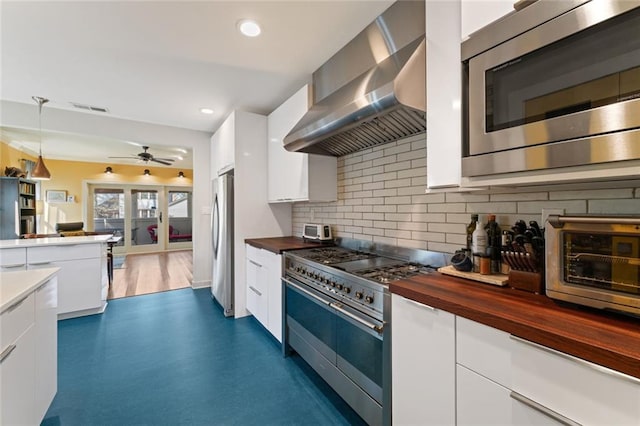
left=284, top=0, right=426, bottom=157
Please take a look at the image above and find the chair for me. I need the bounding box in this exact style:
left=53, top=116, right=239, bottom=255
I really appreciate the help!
left=55, top=221, right=86, bottom=236
left=147, top=224, right=172, bottom=243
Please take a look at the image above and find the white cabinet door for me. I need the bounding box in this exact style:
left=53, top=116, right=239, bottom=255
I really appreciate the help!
left=457, top=364, right=512, bottom=426
left=461, top=0, right=514, bottom=40
left=245, top=245, right=267, bottom=326
left=210, top=112, right=236, bottom=176
left=391, top=294, right=455, bottom=425
left=264, top=250, right=283, bottom=342
left=28, top=258, right=101, bottom=314
left=0, top=248, right=27, bottom=271
left=267, top=85, right=337, bottom=202
left=0, top=324, right=36, bottom=426
left=35, top=276, right=58, bottom=421
left=426, top=0, right=462, bottom=189
left=511, top=336, right=640, bottom=425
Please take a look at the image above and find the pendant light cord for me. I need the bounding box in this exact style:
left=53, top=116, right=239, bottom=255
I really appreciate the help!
left=32, top=96, right=49, bottom=156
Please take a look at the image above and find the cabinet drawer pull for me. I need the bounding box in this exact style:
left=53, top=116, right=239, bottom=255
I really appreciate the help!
left=28, top=261, right=52, bottom=266
left=6, top=296, right=29, bottom=312
left=249, top=286, right=262, bottom=296
left=0, top=344, right=17, bottom=363
left=510, top=335, right=640, bottom=385
left=510, top=391, right=581, bottom=426
left=1, top=263, right=26, bottom=269
left=249, top=260, right=262, bottom=268
left=402, top=296, right=436, bottom=311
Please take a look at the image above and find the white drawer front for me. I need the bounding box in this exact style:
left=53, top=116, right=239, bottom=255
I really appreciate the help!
left=457, top=364, right=512, bottom=426
left=457, top=316, right=511, bottom=388
left=246, top=244, right=263, bottom=265
left=28, top=243, right=102, bottom=263
left=0, top=248, right=27, bottom=269
left=1, top=292, right=35, bottom=350
left=511, top=336, right=640, bottom=425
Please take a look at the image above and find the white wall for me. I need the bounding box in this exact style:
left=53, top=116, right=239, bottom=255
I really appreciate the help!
left=1, top=99, right=213, bottom=288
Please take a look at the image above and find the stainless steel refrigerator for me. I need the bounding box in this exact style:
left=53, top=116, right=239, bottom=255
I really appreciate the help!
left=211, top=171, right=234, bottom=317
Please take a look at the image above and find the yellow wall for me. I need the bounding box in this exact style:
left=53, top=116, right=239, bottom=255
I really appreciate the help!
left=1, top=141, right=193, bottom=233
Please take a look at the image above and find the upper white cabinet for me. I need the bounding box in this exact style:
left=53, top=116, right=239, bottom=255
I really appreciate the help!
left=426, top=0, right=462, bottom=190
left=461, top=0, right=514, bottom=41
left=267, top=85, right=337, bottom=203
left=210, top=113, right=236, bottom=176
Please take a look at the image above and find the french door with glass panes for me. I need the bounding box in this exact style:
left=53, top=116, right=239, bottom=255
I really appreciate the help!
left=89, top=184, right=192, bottom=253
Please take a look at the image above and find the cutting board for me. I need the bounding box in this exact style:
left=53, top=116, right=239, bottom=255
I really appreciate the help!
left=437, top=265, right=509, bottom=286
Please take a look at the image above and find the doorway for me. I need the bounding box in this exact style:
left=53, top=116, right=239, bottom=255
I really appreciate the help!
left=88, top=184, right=193, bottom=254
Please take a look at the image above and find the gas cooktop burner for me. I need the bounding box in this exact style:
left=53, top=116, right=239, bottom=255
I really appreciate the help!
left=295, top=247, right=376, bottom=265
left=353, top=263, right=431, bottom=283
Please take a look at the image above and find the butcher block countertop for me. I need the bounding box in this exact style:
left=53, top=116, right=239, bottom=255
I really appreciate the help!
left=244, top=236, right=332, bottom=254
left=390, top=272, right=640, bottom=380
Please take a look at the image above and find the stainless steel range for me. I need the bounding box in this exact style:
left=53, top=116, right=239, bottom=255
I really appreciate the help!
left=282, top=239, right=448, bottom=426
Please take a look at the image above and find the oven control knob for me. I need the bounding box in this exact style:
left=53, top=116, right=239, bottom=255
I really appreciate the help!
left=365, top=295, right=374, bottom=304
left=330, top=281, right=336, bottom=288
left=343, top=286, right=351, bottom=294
left=355, top=291, right=363, bottom=299
left=337, top=283, right=343, bottom=290
left=307, top=271, right=313, bottom=277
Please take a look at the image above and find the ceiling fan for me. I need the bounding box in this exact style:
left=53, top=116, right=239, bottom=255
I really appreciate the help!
left=109, top=146, right=176, bottom=166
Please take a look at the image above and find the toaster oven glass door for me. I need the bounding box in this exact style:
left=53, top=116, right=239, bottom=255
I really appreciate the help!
left=562, top=232, right=640, bottom=296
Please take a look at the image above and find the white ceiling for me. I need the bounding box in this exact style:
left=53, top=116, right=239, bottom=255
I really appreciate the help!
left=0, top=0, right=394, bottom=167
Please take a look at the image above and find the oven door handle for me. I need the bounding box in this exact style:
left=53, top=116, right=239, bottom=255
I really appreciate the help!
left=330, top=302, right=384, bottom=335
left=282, top=277, right=331, bottom=307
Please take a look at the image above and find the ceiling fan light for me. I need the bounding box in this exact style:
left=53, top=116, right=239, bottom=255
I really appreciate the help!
left=143, top=169, right=151, bottom=176
left=105, top=166, right=113, bottom=174
left=31, top=155, right=51, bottom=180
left=178, top=171, right=185, bottom=178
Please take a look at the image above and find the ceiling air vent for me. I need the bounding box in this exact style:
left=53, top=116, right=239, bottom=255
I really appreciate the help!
left=70, top=102, right=109, bottom=113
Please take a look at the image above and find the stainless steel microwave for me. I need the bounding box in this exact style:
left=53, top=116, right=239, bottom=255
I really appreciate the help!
left=546, top=215, right=640, bottom=316
left=462, top=0, right=640, bottom=177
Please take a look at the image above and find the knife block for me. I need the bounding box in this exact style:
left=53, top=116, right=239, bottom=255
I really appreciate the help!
left=509, top=269, right=543, bottom=294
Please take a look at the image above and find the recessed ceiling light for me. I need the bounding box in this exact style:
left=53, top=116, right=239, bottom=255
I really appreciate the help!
left=237, top=19, right=261, bottom=37
left=200, top=108, right=214, bottom=114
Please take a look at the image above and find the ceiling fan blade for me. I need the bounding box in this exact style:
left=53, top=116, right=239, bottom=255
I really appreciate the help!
left=153, top=157, right=175, bottom=162
left=151, top=158, right=172, bottom=166
left=108, top=156, right=138, bottom=159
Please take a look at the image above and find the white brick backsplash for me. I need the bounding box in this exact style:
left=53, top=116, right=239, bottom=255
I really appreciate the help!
left=551, top=188, right=634, bottom=200
left=353, top=205, right=373, bottom=213
left=385, top=229, right=411, bottom=239
left=374, top=221, right=397, bottom=229
left=385, top=213, right=412, bottom=222
left=385, top=196, right=412, bottom=205
left=398, top=204, right=427, bottom=213
left=291, top=133, right=637, bottom=255
left=491, top=192, right=548, bottom=202
left=412, top=231, right=446, bottom=242
left=373, top=172, right=398, bottom=182
left=373, top=205, right=397, bottom=213
left=428, top=203, right=466, bottom=213
left=517, top=200, right=586, bottom=214
left=385, top=178, right=413, bottom=189
left=589, top=198, right=640, bottom=214
left=385, top=161, right=412, bottom=173
left=363, top=213, right=385, bottom=220
left=374, top=188, right=398, bottom=197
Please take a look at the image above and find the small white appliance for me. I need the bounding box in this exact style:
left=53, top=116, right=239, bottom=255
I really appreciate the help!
left=302, top=224, right=332, bottom=241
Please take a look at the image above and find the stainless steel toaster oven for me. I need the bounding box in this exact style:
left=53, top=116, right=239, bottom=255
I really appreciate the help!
left=546, top=215, right=640, bottom=316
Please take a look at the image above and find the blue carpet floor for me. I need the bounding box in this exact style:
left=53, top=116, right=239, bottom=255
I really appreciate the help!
left=42, top=288, right=367, bottom=426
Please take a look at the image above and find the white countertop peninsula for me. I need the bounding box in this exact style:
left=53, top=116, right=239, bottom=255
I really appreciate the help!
left=1, top=236, right=110, bottom=319
left=0, top=234, right=112, bottom=249
left=0, top=267, right=59, bottom=312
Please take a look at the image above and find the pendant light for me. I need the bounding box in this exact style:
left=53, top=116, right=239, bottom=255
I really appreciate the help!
left=31, top=96, right=52, bottom=180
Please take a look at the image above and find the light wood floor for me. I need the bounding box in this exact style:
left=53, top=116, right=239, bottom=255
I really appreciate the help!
left=108, top=250, right=192, bottom=299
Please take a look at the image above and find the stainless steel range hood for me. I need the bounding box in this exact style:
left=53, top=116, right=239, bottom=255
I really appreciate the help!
left=284, top=0, right=426, bottom=157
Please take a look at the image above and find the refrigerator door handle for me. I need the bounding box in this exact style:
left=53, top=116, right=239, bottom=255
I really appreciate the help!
left=212, top=194, right=220, bottom=258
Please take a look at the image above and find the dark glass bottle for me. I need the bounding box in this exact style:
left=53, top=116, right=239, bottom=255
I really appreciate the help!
left=485, top=214, right=501, bottom=274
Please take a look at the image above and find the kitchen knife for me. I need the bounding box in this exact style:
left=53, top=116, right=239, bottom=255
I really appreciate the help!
left=529, top=221, right=543, bottom=237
